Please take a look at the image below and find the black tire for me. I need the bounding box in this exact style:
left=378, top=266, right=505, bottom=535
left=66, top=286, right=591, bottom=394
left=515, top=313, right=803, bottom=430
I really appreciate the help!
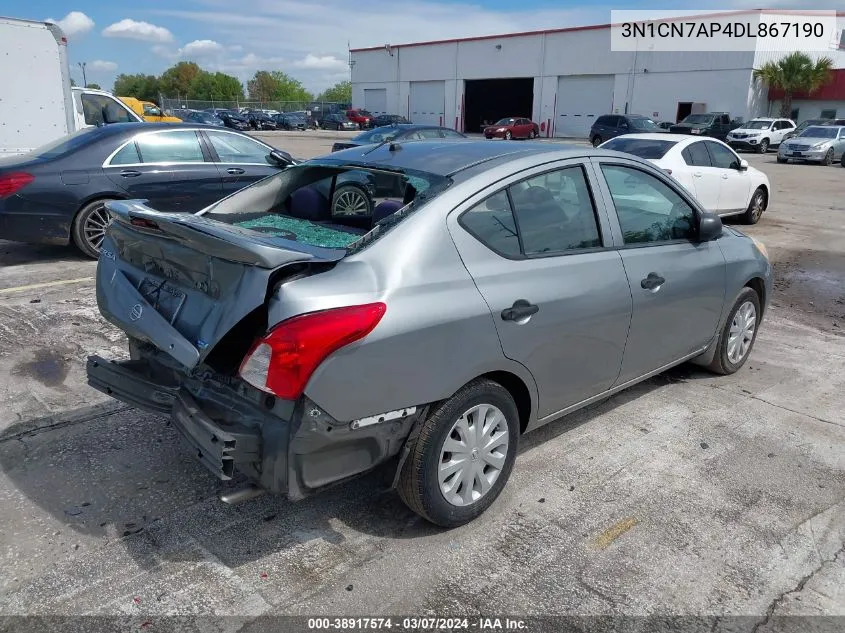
left=504, top=131, right=512, bottom=140
left=776, top=156, right=787, bottom=164
left=822, top=149, right=834, bottom=166
left=591, top=136, right=602, bottom=147
left=841, top=154, right=845, bottom=168
left=742, top=187, right=766, bottom=225
left=757, top=138, right=769, bottom=154
left=707, top=287, right=762, bottom=375
left=72, top=199, right=115, bottom=259
left=398, top=379, right=520, bottom=527
left=331, top=184, right=372, bottom=217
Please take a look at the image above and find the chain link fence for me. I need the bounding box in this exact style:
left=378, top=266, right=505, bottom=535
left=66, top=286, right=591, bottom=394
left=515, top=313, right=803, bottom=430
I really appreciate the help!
left=159, top=97, right=350, bottom=115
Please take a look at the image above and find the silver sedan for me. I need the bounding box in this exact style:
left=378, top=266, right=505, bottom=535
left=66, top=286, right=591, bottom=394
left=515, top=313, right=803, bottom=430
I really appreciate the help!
left=777, top=125, right=845, bottom=165
left=89, top=140, right=773, bottom=527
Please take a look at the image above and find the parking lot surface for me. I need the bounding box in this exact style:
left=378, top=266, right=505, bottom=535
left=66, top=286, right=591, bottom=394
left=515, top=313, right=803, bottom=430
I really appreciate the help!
left=0, top=132, right=843, bottom=622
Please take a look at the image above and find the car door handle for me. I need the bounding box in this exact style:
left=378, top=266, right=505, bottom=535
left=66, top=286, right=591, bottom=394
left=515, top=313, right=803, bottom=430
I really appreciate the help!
left=501, top=299, right=539, bottom=322
left=641, top=272, right=666, bottom=291
left=119, top=170, right=141, bottom=178
left=693, top=172, right=703, bottom=177
left=226, top=167, right=245, bottom=175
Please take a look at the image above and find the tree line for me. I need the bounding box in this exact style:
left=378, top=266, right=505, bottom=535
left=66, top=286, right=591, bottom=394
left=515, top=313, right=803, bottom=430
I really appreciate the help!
left=112, top=61, right=351, bottom=104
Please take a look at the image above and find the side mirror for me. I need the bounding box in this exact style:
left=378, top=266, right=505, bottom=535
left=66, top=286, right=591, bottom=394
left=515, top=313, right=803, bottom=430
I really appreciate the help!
left=738, top=159, right=749, bottom=171
left=269, top=149, right=295, bottom=167
left=698, top=212, right=722, bottom=242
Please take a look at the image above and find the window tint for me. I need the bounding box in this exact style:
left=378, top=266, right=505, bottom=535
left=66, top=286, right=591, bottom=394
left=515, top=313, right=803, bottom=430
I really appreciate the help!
left=596, top=115, right=614, bottom=127
left=705, top=141, right=740, bottom=169
left=207, top=131, right=270, bottom=164
left=820, top=109, right=836, bottom=120
left=510, top=167, right=602, bottom=254
left=681, top=142, right=712, bottom=167
left=617, top=118, right=630, bottom=129
left=600, top=164, right=696, bottom=244
left=136, top=131, right=204, bottom=163
left=460, top=191, right=521, bottom=257
left=417, top=128, right=443, bottom=139
left=601, top=137, right=678, bottom=159
left=720, top=114, right=730, bottom=125
left=81, top=94, right=134, bottom=126
left=110, top=142, right=141, bottom=165
left=440, top=129, right=464, bottom=138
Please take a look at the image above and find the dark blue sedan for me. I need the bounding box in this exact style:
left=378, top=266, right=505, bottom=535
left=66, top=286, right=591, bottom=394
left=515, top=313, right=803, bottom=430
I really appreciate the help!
left=0, top=123, right=293, bottom=258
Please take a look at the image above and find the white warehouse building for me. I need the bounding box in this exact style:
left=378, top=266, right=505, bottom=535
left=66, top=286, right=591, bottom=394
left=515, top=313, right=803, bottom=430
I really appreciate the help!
left=350, top=10, right=845, bottom=137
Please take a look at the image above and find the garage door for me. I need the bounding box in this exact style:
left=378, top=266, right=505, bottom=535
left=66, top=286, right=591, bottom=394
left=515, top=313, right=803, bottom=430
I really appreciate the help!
left=363, top=88, right=387, bottom=116
left=554, top=75, right=614, bottom=138
left=410, top=81, right=445, bottom=126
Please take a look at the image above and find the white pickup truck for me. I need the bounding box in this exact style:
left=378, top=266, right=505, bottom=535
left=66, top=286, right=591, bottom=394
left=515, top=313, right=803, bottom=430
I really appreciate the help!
left=0, top=16, right=143, bottom=157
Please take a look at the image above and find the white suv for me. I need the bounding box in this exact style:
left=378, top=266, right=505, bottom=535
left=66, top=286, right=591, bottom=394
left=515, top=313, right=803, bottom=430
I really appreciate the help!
left=726, top=118, right=795, bottom=153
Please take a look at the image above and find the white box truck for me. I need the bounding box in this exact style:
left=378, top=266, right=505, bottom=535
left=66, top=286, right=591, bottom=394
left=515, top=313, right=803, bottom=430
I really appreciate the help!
left=0, top=16, right=142, bottom=157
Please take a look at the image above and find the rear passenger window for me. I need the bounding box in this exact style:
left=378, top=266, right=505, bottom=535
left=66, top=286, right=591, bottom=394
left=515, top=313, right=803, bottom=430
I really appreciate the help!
left=510, top=167, right=601, bottom=254
left=136, top=131, right=205, bottom=163
left=681, top=142, right=711, bottom=167
left=460, top=191, right=521, bottom=257
left=109, top=142, right=140, bottom=165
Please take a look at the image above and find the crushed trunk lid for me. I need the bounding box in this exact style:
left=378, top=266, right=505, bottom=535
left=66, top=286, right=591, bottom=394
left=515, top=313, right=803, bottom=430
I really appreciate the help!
left=97, top=200, right=344, bottom=370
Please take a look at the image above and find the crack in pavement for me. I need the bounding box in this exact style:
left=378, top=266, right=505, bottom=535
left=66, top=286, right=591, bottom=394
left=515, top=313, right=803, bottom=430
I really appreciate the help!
left=708, top=384, right=842, bottom=429
left=750, top=544, right=845, bottom=633
left=0, top=403, right=131, bottom=443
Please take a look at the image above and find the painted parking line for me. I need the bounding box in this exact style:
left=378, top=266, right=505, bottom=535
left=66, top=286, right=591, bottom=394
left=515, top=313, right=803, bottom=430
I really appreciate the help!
left=0, top=276, right=95, bottom=295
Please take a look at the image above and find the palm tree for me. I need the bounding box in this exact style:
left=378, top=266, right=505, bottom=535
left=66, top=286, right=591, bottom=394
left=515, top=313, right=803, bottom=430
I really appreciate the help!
left=753, top=52, right=834, bottom=118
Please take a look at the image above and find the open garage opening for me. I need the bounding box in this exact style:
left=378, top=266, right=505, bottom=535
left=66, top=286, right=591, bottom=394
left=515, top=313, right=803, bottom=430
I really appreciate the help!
left=464, top=78, right=534, bottom=134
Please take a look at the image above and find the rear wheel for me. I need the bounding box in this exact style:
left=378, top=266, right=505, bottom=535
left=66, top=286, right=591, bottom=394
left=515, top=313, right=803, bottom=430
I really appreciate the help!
left=841, top=153, right=845, bottom=168
left=72, top=199, right=114, bottom=259
left=529, top=130, right=537, bottom=139
left=822, top=149, right=834, bottom=166
left=591, top=136, right=602, bottom=147
left=331, top=185, right=371, bottom=217
left=707, top=287, right=761, bottom=375
left=398, top=378, right=520, bottom=527
left=743, top=187, right=766, bottom=225
left=757, top=138, right=769, bottom=154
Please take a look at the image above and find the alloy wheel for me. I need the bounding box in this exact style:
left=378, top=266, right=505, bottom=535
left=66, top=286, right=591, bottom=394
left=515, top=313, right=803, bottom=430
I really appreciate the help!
left=727, top=301, right=756, bottom=364
left=749, top=191, right=764, bottom=222
left=83, top=204, right=111, bottom=254
left=333, top=187, right=369, bottom=216
left=505, top=131, right=512, bottom=140
left=438, top=404, right=510, bottom=507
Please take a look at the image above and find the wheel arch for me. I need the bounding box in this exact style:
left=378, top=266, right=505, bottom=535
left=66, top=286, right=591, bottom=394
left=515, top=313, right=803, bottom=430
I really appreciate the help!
left=480, top=370, right=533, bottom=434
left=745, top=276, right=766, bottom=316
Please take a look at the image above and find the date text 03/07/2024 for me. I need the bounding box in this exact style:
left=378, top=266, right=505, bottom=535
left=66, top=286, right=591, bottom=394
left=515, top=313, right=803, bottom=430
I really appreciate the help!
left=306, top=617, right=528, bottom=630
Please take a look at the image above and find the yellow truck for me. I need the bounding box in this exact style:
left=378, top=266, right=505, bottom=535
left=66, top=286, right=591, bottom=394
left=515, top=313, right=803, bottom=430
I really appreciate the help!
left=119, top=97, right=182, bottom=123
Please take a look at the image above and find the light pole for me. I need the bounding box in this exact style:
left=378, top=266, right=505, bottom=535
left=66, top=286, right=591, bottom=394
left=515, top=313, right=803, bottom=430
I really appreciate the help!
left=78, top=62, right=87, bottom=88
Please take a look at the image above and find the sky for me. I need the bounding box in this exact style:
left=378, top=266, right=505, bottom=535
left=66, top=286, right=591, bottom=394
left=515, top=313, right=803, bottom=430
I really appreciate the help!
left=21, top=0, right=843, bottom=94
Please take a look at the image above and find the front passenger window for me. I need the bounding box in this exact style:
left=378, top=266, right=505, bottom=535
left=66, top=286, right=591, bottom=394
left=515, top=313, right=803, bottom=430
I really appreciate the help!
left=601, top=165, right=696, bottom=244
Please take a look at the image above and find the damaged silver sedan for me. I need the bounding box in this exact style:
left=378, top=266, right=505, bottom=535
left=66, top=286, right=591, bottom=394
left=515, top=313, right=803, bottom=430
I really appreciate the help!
left=88, top=140, right=772, bottom=527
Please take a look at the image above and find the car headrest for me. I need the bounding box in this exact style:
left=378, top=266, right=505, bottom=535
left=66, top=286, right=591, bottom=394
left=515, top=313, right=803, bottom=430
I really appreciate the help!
left=523, top=186, right=556, bottom=205
left=372, top=199, right=403, bottom=224
left=289, top=187, right=330, bottom=222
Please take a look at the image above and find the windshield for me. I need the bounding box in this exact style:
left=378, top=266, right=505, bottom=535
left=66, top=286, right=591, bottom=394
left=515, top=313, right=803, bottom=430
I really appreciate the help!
left=203, top=163, right=451, bottom=252
left=796, top=120, right=823, bottom=131
left=601, top=137, right=678, bottom=159
left=744, top=120, right=773, bottom=130
left=495, top=118, right=517, bottom=125
left=629, top=118, right=658, bottom=130
left=683, top=114, right=715, bottom=124
left=359, top=109, right=372, bottom=116
left=143, top=105, right=162, bottom=116
left=27, top=127, right=99, bottom=159
left=800, top=126, right=838, bottom=138
left=353, top=128, right=404, bottom=143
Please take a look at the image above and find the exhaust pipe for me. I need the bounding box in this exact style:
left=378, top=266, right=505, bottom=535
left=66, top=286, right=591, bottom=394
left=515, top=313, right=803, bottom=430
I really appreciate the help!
left=219, top=485, right=265, bottom=505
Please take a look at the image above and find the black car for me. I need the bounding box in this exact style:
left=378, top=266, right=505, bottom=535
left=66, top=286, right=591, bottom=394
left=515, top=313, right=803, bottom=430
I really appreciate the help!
left=0, top=123, right=295, bottom=258
left=181, top=110, right=226, bottom=127
left=273, top=112, right=308, bottom=131
left=214, top=110, right=250, bottom=131
left=244, top=110, right=279, bottom=131
left=331, top=124, right=467, bottom=152
left=371, top=114, right=411, bottom=127
left=321, top=113, right=358, bottom=131
left=589, top=114, right=662, bottom=147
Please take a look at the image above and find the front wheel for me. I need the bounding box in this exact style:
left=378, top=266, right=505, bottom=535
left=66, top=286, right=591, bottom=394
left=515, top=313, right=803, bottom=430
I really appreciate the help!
left=591, top=136, right=602, bottom=147
left=743, top=187, right=766, bottom=225
left=707, top=287, right=761, bottom=375
left=822, top=148, right=834, bottom=166
left=398, top=379, right=520, bottom=527
left=504, top=131, right=512, bottom=140
left=757, top=139, right=769, bottom=154
left=72, top=199, right=114, bottom=259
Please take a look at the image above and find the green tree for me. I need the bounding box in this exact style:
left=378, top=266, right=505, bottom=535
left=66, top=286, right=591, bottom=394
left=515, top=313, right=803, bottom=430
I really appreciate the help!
left=189, top=71, right=244, bottom=100
left=113, top=73, right=161, bottom=102
left=316, top=80, right=351, bottom=103
left=753, top=52, right=834, bottom=118
left=247, top=70, right=312, bottom=103
left=70, top=78, right=77, bottom=87
left=159, top=62, right=202, bottom=97
left=86, top=82, right=101, bottom=90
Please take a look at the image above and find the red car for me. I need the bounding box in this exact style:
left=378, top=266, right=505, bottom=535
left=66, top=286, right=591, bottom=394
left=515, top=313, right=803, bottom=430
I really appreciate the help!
left=484, top=117, right=540, bottom=140
left=346, top=109, right=373, bottom=129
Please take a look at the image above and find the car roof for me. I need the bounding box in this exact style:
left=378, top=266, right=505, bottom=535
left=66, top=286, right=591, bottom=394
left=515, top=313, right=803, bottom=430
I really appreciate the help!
left=602, top=132, right=680, bottom=142
left=319, top=139, right=590, bottom=176
left=748, top=117, right=777, bottom=121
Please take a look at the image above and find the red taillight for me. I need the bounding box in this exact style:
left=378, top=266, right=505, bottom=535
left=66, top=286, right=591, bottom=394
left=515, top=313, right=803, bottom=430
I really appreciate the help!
left=239, top=303, right=386, bottom=400
left=0, top=172, right=34, bottom=198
